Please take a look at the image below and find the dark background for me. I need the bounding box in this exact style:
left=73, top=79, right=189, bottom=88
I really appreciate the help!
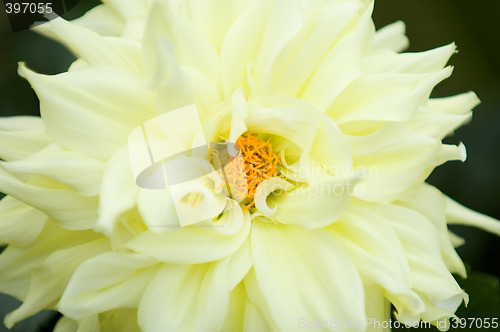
left=0, top=0, right=499, bottom=330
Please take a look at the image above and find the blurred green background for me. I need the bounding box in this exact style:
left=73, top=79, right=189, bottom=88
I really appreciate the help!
left=0, top=0, right=499, bottom=330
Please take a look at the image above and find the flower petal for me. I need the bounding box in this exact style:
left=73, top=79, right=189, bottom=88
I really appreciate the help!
left=126, top=206, right=250, bottom=264
left=364, top=286, right=391, bottom=332
left=220, top=0, right=271, bottom=97
left=1, top=143, right=105, bottom=197
left=18, top=63, right=156, bottom=159
left=370, top=21, right=408, bottom=52
left=369, top=204, right=467, bottom=322
left=177, top=0, right=239, bottom=54
left=254, top=177, right=295, bottom=216
left=222, top=284, right=249, bottom=332
left=96, top=148, right=138, bottom=235
left=270, top=1, right=363, bottom=96
left=446, top=195, right=500, bottom=236
left=407, top=92, right=479, bottom=140
left=58, top=252, right=158, bottom=319
left=0, top=222, right=100, bottom=301
left=100, top=309, right=141, bottom=332
left=252, top=0, right=304, bottom=94
left=226, top=238, right=253, bottom=290
left=144, top=36, right=196, bottom=113
left=35, top=17, right=143, bottom=74
left=347, top=123, right=440, bottom=203
left=53, top=316, right=78, bottom=332
left=398, top=184, right=466, bottom=277
left=328, top=203, right=424, bottom=318
left=138, top=262, right=231, bottom=332
left=53, top=315, right=101, bottom=332
left=246, top=97, right=352, bottom=171
left=250, top=221, right=365, bottom=331
left=102, top=0, right=149, bottom=21
left=0, top=196, right=46, bottom=246
left=331, top=68, right=453, bottom=132
left=267, top=178, right=351, bottom=229
left=364, top=43, right=455, bottom=75
left=143, top=0, right=219, bottom=85
left=137, top=188, right=179, bottom=231
left=301, top=3, right=372, bottom=112
left=0, top=168, right=98, bottom=230
left=4, top=239, right=110, bottom=328
left=0, top=116, right=51, bottom=161
left=71, top=3, right=123, bottom=36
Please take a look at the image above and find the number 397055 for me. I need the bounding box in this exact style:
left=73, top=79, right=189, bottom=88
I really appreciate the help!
left=5, top=2, right=53, bottom=14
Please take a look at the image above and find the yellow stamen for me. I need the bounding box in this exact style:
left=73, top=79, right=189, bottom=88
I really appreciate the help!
left=232, top=133, right=279, bottom=210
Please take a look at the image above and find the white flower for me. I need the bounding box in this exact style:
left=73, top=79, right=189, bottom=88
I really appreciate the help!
left=1, top=0, right=499, bottom=331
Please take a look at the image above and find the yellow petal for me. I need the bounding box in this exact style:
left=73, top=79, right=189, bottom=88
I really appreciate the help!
left=408, top=92, right=479, bottom=139
left=96, top=148, right=138, bottom=235
left=348, top=123, right=440, bottom=203
left=177, top=0, right=238, bottom=54
left=4, top=239, right=110, bottom=327
left=329, top=203, right=424, bottom=318
left=397, top=184, right=466, bottom=277
left=0, top=168, right=98, bottom=230
left=58, top=252, right=158, bottom=319
left=369, top=203, right=467, bottom=323
left=246, top=97, right=352, bottom=171
left=250, top=221, right=365, bottom=331
left=331, top=67, right=453, bottom=131
left=1, top=143, right=105, bottom=197
left=266, top=177, right=351, bottom=229
left=364, top=43, right=455, bottom=75
left=71, top=4, right=123, bottom=36
left=0, top=196, right=46, bottom=246
left=18, top=63, right=155, bottom=160
left=53, top=316, right=78, bottom=332
left=220, top=0, right=271, bottom=97
left=271, top=1, right=363, bottom=96
left=138, top=262, right=230, bottom=332
left=0, top=116, right=51, bottom=161
left=446, top=195, right=500, bottom=236
left=143, top=1, right=219, bottom=85
left=301, top=3, right=372, bottom=112
left=0, top=222, right=100, bottom=301
left=364, top=286, right=392, bottom=332
left=99, top=309, right=141, bottom=332
left=126, top=206, right=250, bottom=264
left=137, top=188, right=179, bottom=231
left=35, top=17, right=143, bottom=73
left=370, top=21, right=409, bottom=52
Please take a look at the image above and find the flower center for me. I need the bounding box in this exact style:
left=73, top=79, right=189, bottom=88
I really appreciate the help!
left=234, top=133, right=279, bottom=210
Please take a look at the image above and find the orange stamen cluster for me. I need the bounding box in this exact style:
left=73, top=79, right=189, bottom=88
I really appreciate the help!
left=235, top=133, right=279, bottom=210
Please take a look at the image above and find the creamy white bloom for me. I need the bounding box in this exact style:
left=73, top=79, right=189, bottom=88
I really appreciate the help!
left=0, top=0, right=499, bottom=331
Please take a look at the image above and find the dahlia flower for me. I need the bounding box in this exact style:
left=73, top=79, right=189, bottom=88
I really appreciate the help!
left=1, top=0, right=499, bottom=331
